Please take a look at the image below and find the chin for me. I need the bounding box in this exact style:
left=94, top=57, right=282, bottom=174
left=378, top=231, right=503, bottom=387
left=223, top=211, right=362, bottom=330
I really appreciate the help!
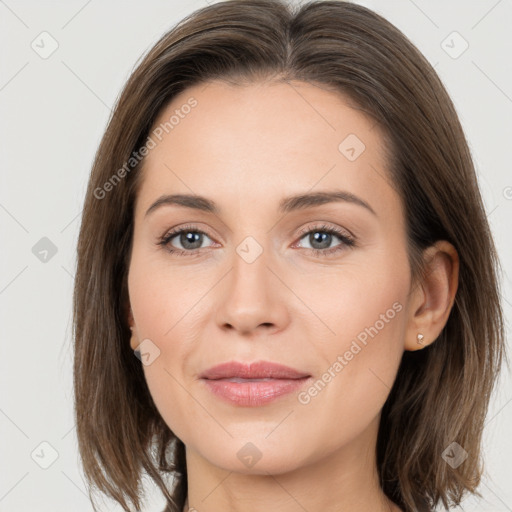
left=195, top=436, right=311, bottom=476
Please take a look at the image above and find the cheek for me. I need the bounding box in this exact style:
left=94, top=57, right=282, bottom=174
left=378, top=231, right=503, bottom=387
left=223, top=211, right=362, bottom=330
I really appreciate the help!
left=290, top=251, right=409, bottom=424
left=127, top=242, right=204, bottom=340
left=287, top=303, right=405, bottom=462
left=294, top=254, right=409, bottom=358
left=127, top=253, right=212, bottom=440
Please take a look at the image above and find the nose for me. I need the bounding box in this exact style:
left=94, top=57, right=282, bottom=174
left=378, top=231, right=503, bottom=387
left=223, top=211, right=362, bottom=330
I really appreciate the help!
left=215, top=243, right=290, bottom=336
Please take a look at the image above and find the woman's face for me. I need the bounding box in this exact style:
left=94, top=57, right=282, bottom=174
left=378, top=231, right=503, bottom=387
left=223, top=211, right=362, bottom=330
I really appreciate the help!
left=128, top=80, right=413, bottom=473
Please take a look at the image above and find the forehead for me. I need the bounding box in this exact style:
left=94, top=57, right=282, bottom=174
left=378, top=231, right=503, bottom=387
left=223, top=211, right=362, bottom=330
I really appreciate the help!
left=135, top=80, right=397, bottom=218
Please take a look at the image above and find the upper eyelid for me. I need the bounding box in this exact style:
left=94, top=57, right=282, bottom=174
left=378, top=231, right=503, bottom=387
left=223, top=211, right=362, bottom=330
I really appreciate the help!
left=163, top=224, right=212, bottom=240
left=296, top=223, right=354, bottom=239
left=163, top=223, right=349, bottom=236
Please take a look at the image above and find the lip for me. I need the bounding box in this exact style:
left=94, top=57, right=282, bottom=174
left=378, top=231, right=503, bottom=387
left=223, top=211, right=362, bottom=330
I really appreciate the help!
left=200, top=360, right=310, bottom=380
left=199, top=360, right=311, bottom=407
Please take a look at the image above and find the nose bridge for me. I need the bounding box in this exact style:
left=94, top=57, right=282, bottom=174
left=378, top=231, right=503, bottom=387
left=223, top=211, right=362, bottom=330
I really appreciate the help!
left=231, top=234, right=274, bottom=306
left=215, top=233, right=287, bottom=334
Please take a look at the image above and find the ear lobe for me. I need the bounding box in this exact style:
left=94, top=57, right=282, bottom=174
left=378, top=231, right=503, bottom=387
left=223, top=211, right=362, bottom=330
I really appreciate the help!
left=405, top=240, right=459, bottom=351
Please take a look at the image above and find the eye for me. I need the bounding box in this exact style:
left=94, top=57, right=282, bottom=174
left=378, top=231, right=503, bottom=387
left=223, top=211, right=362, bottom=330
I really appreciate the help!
left=294, top=224, right=355, bottom=257
left=157, top=223, right=356, bottom=258
left=157, top=224, right=215, bottom=256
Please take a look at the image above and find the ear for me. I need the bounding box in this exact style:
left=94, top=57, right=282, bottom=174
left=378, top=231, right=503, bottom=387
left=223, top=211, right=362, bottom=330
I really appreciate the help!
left=127, top=307, right=135, bottom=330
left=404, top=240, right=459, bottom=351
left=125, top=304, right=139, bottom=351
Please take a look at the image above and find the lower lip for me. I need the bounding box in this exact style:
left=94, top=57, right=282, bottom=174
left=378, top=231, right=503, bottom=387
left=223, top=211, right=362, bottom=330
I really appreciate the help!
left=202, top=377, right=311, bottom=407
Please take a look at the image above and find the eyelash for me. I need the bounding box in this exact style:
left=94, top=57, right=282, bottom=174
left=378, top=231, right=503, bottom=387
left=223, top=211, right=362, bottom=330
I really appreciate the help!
left=157, top=223, right=356, bottom=258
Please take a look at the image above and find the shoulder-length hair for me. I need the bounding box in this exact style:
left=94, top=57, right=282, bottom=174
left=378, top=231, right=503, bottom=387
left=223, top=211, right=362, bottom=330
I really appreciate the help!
left=72, top=1, right=507, bottom=511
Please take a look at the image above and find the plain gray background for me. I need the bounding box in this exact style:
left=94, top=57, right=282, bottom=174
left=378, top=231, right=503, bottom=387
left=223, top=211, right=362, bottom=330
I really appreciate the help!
left=1, top=0, right=511, bottom=511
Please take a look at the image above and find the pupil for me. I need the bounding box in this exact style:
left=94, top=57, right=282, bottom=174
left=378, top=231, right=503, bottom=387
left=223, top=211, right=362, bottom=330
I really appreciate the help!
left=181, top=232, right=202, bottom=249
left=311, top=232, right=331, bottom=249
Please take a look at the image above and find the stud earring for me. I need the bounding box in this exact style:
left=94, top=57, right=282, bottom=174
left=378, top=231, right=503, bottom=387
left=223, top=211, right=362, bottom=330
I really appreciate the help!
left=417, top=333, right=424, bottom=345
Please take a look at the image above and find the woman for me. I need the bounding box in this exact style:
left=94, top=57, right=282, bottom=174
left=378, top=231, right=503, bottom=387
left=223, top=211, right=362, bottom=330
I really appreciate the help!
left=72, top=1, right=506, bottom=511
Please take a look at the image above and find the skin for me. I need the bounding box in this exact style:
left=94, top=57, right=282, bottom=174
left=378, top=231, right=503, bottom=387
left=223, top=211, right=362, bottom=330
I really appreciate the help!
left=127, top=80, right=459, bottom=512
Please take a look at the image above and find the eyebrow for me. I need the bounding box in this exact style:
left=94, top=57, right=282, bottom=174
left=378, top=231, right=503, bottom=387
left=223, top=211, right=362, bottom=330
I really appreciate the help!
left=145, top=190, right=377, bottom=217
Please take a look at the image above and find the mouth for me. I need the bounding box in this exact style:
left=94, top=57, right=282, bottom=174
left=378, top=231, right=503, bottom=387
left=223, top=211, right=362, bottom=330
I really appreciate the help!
left=199, top=360, right=312, bottom=407
left=199, top=360, right=310, bottom=380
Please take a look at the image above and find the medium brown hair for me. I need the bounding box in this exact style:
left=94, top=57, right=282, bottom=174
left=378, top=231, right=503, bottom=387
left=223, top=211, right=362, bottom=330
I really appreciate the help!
left=72, top=1, right=507, bottom=511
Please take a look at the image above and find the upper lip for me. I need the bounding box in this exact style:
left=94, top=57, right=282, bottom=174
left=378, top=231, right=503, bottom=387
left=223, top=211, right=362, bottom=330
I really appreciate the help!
left=200, top=360, right=310, bottom=380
